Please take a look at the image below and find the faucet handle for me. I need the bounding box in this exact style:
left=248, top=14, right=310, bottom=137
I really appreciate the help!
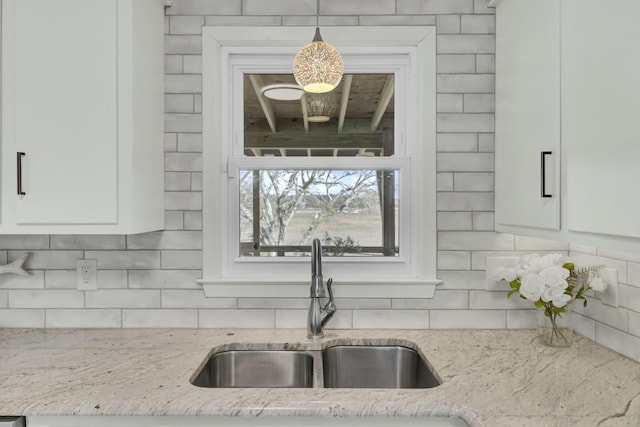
left=326, top=278, right=334, bottom=302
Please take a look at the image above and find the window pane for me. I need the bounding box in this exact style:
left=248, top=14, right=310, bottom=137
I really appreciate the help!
left=239, top=169, right=399, bottom=257
left=244, top=74, right=394, bottom=158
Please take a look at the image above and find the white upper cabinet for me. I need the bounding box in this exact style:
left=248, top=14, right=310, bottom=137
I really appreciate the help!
left=562, top=0, right=640, bottom=239
left=1, top=0, right=165, bottom=234
left=496, top=0, right=640, bottom=252
left=495, top=0, right=560, bottom=231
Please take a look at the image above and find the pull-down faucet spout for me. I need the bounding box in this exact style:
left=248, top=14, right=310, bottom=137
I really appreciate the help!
left=307, top=238, right=336, bottom=339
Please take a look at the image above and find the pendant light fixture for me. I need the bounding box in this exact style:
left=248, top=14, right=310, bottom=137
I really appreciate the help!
left=293, top=1, right=343, bottom=93
left=306, top=92, right=337, bottom=123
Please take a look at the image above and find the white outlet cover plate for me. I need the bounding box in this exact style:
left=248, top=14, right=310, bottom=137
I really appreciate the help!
left=77, top=259, right=98, bottom=291
left=598, top=267, right=618, bottom=307
left=485, top=256, right=520, bottom=291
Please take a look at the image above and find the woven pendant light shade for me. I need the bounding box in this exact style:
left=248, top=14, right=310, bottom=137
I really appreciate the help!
left=293, top=28, right=343, bottom=94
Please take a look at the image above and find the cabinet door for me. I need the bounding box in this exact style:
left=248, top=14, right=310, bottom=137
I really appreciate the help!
left=495, top=0, right=561, bottom=231
left=563, top=0, right=640, bottom=238
left=4, top=0, right=118, bottom=225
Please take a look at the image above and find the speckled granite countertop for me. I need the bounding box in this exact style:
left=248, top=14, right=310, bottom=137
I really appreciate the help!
left=0, top=328, right=639, bottom=426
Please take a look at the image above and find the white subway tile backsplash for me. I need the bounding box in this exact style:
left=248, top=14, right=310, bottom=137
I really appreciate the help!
left=162, top=290, right=235, bottom=309
left=165, top=0, right=241, bottom=16
left=169, top=16, right=205, bottom=35
left=0, top=271, right=45, bottom=289
left=86, top=290, right=161, bottom=309
left=0, top=290, right=7, bottom=308
left=165, top=94, right=194, bottom=114
left=238, top=298, right=312, bottom=310
left=477, top=133, right=494, bottom=152
left=165, top=172, right=192, bottom=191
left=318, top=16, right=359, bottom=25
left=165, top=133, right=178, bottom=152
left=619, top=284, right=640, bottom=312
left=129, top=270, right=201, bottom=289
left=46, top=309, right=121, bottom=328
left=50, top=235, right=126, bottom=250
left=439, top=231, right=513, bottom=251
left=460, top=15, right=495, bottom=34
left=199, top=309, right=275, bottom=328
left=184, top=212, right=203, bottom=230
left=165, top=192, right=203, bottom=211
left=438, top=251, right=470, bottom=270
left=569, top=243, right=598, bottom=255
left=436, top=173, right=454, bottom=191
left=627, top=310, right=640, bottom=338
left=165, top=74, right=201, bottom=94
left=573, top=298, right=628, bottom=332
left=437, top=35, right=495, bottom=54
left=472, top=212, right=494, bottom=231
left=430, top=309, right=505, bottom=328
left=474, top=0, right=495, bottom=14
left=596, top=247, right=640, bottom=264
left=164, top=55, right=182, bottom=74
left=437, top=94, right=464, bottom=113
left=463, top=94, right=494, bottom=113
left=436, top=15, right=461, bottom=34
left=321, top=0, right=394, bottom=15
left=437, top=55, right=476, bottom=74
left=191, top=172, right=203, bottom=191
left=165, top=211, right=185, bottom=231
left=165, top=153, right=203, bottom=171
left=165, top=113, right=202, bottom=133
left=182, top=55, right=203, bottom=74
left=506, top=310, right=537, bottom=329
left=437, top=270, right=486, bottom=290
left=276, top=309, right=352, bottom=329
left=571, top=311, right=596, bottom=341
left=0, top=309, right=45, bottom=327
left=596, top=323, right=640, bottom=362
left=469, top=290, right=530, bottom=310
left=9, top=290, right=84, bottom=308
left=127, top=231, right=202, bottom=250
left=437, top=212, right=472, bottom=230
left=454, top=172, right=494, bottom=191
left=475, top=54, right=495, bottom=73
left=436, top=133, right=477, bottom=152
left=123, top=309, right=198, bottom=328
left=353, top=310, right=429, bottom=329
left=514, top=235, right=569, bottom=251
left=164, top=35, right=202, bottom=55
left=96, top=271, right=128, bottom=289
left=245, top=0, right=314, bottom=15
left=358, top=15, right=436, bottom=25
left=568, top=253, right=628, bottom=284
left=437, top=113, right=494, bottom=132
left=86, top=251, right=160, bottom=270
left=437, top=74, right=494, bottom=93
left=205, top=15, right=282, bottom=26
left=437, top=153, right=494, bottom=172
left=9, top=251, right=82, bottom=270
left=393, top=290, right=469, bottom=310
left=437, top=192, right=494, bottom=211
left=397, top=0, right=474, bottom=14
left=177, top=134, right=203, bottom=152
left=0, top=235, right=49, bottom=250
left=161, top=250, right=203, bottom=269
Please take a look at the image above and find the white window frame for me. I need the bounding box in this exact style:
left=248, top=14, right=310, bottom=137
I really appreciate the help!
left=200, top=26, right=439, bottom=298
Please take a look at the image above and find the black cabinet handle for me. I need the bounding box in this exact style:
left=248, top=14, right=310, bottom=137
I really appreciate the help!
left=17, top=152, right=26, bottom=196
left=541, top=151, right=552, bottom=198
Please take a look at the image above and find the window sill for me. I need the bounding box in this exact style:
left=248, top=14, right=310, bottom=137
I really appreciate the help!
left=197, top=277, right=441, bottom=298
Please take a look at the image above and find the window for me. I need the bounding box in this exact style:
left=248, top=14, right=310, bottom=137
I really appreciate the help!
left=200, top=27, right=439, bottom=298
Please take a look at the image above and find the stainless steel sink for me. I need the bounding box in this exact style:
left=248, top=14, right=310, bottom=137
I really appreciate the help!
left=191, top=350, right=314, bottom=388
left=191, top=344, right=440, bottom=389
left=322, top=345, right=440, bottom=389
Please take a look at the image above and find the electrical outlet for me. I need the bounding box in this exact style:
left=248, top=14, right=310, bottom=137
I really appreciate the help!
left=599, top=267, right=618, bottom=307
left=77, top=259, right=97, bottom=291
left=485, top=256, right=520, bottom=290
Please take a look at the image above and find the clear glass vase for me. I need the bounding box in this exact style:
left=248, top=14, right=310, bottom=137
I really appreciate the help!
left=536, top=307, right=572, bottom=347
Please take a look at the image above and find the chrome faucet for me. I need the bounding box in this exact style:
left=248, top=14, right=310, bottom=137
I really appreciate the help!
left=307, top=238, right=336, bottom=339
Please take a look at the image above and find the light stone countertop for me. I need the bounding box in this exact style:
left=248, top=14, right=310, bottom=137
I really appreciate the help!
left=0, top=328, right=639, bottom=427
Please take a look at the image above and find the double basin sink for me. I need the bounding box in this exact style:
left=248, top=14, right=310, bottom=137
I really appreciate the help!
left=191, top=344, right=440, bottom=389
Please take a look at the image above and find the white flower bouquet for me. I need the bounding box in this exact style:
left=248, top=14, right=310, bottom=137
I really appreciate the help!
left=501, top=253, right=605, bottom=346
